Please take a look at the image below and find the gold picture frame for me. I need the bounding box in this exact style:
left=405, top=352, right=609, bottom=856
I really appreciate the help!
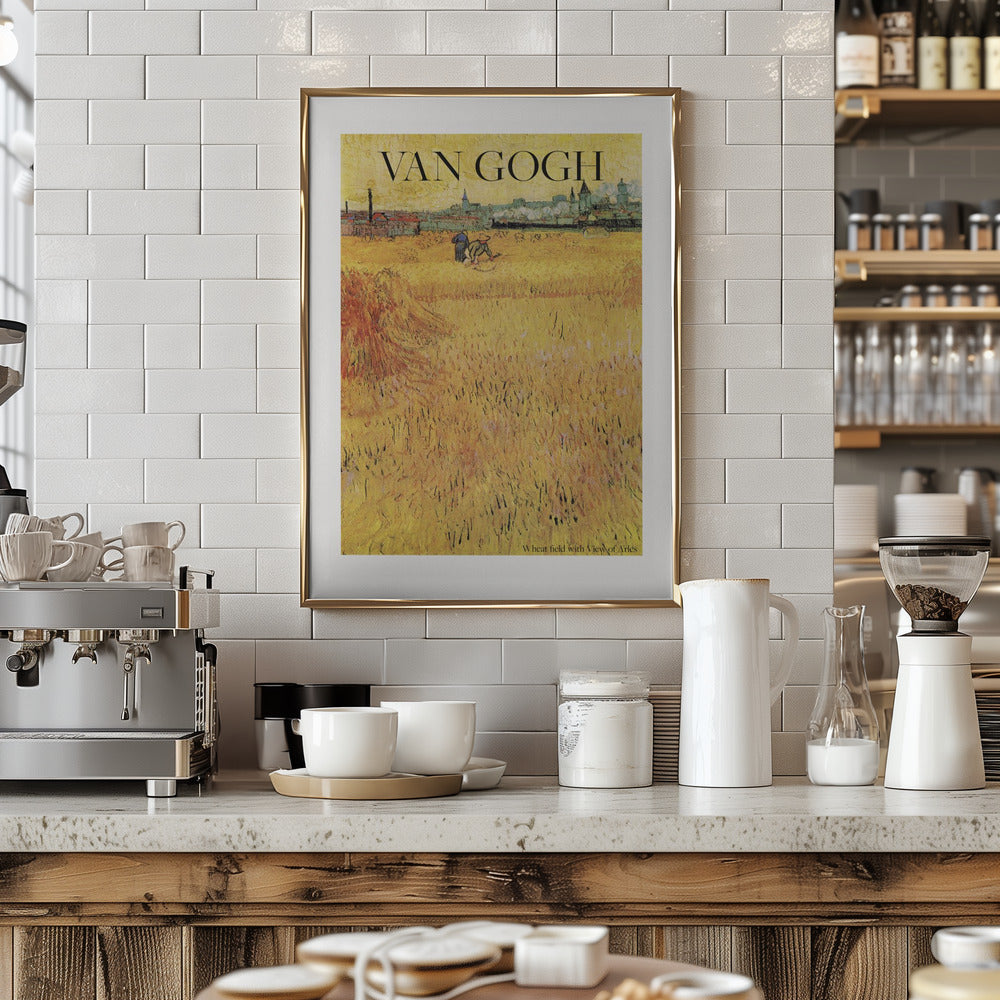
left=300, top=87, right=681, bottom=608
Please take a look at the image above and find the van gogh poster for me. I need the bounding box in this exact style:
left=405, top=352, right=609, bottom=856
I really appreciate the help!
left=338, top=132, right=643, bottom=559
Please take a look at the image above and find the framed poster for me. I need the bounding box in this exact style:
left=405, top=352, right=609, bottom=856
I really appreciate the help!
left=301, top=88, right=680, bottom=608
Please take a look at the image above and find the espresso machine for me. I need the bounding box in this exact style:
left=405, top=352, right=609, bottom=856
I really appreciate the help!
left=0, top=567, right=219, bottom=796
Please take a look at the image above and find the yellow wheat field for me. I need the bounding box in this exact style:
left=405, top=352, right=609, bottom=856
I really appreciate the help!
left=340, top=229, right=642, bottom=556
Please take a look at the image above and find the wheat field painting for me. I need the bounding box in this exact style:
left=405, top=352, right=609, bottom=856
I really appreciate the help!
left=339, top=132, right=643, bottom=558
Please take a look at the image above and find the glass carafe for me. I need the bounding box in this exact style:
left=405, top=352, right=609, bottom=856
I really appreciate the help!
left=806, top=605, right=880, bottom=785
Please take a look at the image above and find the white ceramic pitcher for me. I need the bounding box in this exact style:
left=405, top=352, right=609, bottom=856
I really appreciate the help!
left=678, top=579, right=799, bottom=788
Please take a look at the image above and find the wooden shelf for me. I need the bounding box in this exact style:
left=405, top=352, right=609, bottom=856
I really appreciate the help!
left=835, top=423, right=1000, bottom=449
left=835, top=307, right=1000, bottom=321
left=836, top=88, right=1000, bottom=140
left=836, top=250, right=1000, bottom=282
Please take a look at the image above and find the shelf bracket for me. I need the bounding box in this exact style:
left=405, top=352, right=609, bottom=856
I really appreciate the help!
left=835, top=255, right=868, bottom=282
left=835, top=92, right=880, bottom=119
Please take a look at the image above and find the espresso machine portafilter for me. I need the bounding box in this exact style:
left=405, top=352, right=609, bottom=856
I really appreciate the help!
left=0, top=567, right=220, bottom=797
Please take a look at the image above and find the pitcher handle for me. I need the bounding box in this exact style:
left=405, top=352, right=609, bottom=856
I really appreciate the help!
left=768, top=595, right=800, bottom=704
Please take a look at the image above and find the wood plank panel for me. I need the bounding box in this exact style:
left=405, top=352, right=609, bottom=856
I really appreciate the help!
left=187, top=926, right=295, bottom=997
left=907, top=926, right=934, bottom=975
left=9, top=853, right=1000, bottom=909
left=0, top=927, right=12, bottom=1000
left=608, top=926, right=661, bottom=958
left=733, top=926, right=810, bottom=1000
left=660, top=927, right=732, bottom=973
left=96, top=926, right=182, bottom=1000
left=13, top=926, right=95, bottom=1000
left=812, top=926, right=907, bottom=1000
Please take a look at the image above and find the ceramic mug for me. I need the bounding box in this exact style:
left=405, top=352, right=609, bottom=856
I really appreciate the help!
left=290, top=707, right=398, bottom=779
left=45, top=541, right=103, bottom=583
left=108, top=520, right=185, bottom=551
left=0, top=531, right=75, bottom=582
left=6, top=511, right=84, bottom=540
left=379, top=700, right=476, bottom=775
left=122, top=544, right=174, bottom=582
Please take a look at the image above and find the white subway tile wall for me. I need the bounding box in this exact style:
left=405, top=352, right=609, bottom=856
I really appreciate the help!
left=32, top=2, right=834, bottom=774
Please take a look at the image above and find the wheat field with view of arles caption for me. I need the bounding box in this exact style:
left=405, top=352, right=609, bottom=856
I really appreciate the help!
left=338, top=132, right=643, bottom=557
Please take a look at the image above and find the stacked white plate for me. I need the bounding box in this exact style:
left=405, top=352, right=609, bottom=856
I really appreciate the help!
left=650, top=688, right=681, bottom=783
left=894, top=492, right=967, bottom=536
left=834, top=484, right=879, bottom=557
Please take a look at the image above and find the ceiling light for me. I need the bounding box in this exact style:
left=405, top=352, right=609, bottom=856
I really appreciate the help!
left=0, top=13, right=18, bottom=67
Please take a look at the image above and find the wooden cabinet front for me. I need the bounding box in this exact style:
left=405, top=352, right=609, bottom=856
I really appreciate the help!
left=0, top=851, right=992, bottom=1000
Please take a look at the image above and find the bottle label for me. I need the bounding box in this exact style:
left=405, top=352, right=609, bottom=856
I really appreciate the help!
left=837, top=34, right=880, bottom=87
left=986, top=36, right=1000, bottom=89
left=918, top=36, right=947, bottom=87
left=949, top=35, right=982, bottom=88
left=880, top=11, right=916, bottom=83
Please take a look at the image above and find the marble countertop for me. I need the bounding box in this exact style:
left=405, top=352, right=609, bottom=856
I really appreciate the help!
left=4, top=775, right=1000, bottom=853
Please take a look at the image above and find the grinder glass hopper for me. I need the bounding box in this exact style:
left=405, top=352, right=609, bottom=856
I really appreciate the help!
left=878, top=535, right=991, bottom=789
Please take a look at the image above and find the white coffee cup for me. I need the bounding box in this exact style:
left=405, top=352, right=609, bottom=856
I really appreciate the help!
left=93, top=543, right=126, bottom=580
left=0, top=531, right=75, bottom=582
left=123, top=544, right=174, bottom=582
left=290, top=707, right=398, bottom=779
left=41, top=511, right=84, bottom=540
left=6, top=511, right=84, bottom=540
left=46, top=541, right=102, bottom=583
left=379, top=700, right=476, bottom=775
left=109, top=520, right=185, bottom=551
left=4, top=512, right=42, bottom=534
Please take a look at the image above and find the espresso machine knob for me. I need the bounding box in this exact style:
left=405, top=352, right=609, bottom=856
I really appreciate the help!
left=6, top=649, right=35, bottom=672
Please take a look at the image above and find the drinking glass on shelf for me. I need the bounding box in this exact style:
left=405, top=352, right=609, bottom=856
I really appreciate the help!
left=936, top=324, right=967, bottom=425
left=834, top=322, right=855, bottom=426
left=979, top=323, right=1000, bottom=424
left=964, top=329, right=983, bottom=424
left=927, top=330, right=942, bottom=425
left=902, top=325, right=931, bottom=425
left=853, top=330, right=872, bottom=425
left=892, top=327, right=909, bottom=424
left=863, top=321, right=893, bottom=425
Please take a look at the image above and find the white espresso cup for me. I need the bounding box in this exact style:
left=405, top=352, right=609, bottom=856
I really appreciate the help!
left=290, top=707, right=398, bottom=779
left=109, top=520, right=186, bottom=551
left=379, top=700, right=476, bottom=775
left=46, top=541, right=102, bottom=583
left=123, top=544, right=174, bottom=582
left=0, top=531, right=75, bottom=582
left=6, top=511, right=84, bottom=540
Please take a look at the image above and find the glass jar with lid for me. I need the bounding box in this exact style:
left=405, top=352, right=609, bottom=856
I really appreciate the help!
left=558, top=670, right=652, bottom=788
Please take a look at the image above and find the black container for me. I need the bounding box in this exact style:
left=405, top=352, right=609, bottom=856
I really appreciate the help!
left=254, top=683, right=370, bottom=770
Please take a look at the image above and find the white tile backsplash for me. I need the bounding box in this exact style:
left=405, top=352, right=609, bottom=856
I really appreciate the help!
left=89, top=11, right=201, bottom=54
left=32, top=1, right=834, bottom=776
left=201, top=11, right=310, bottom=53
left=90, top=101, right=201, bottom=146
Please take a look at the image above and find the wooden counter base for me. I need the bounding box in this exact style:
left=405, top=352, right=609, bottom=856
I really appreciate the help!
left=0, top=851, right=991, bottom=999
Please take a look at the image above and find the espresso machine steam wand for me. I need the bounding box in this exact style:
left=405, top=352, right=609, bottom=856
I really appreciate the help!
left=116, top=629, right=158, bottom=721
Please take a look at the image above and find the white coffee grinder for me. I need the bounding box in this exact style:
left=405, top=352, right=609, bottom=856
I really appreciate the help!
left=879, top=536, right=991, bottom=790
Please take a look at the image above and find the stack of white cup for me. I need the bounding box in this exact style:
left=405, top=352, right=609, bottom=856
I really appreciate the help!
left=106, top=520, right=186, bottom=582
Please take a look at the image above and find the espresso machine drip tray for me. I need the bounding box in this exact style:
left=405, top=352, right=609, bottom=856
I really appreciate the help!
left=0, top=730, right=209, bottom=797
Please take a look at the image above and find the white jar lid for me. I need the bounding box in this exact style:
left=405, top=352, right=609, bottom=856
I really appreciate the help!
left=559, top=670, right=649, bottom=698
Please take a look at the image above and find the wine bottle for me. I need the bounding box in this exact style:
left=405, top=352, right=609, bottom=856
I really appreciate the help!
left=984, top=0, right=1000, bottom=88
left=880, top=0, right=917, bottom=85
left=917, top=0, right=948, bottom=87
left=948, top=0, right=981, bottom=89
left=837, top=0, right=881, bottom=87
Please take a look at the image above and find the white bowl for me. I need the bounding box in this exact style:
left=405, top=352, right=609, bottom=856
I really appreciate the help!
left=446, top=920, right=533, bottom=972
left=650, top=971, right=762, bottom=999
left=461, top=757, right=507, bottom=790
left=297, top=930, right=500, bottom=997
left=932, top=926, right=1000, bottom=968
left=212, top=964, right=341, bottom=999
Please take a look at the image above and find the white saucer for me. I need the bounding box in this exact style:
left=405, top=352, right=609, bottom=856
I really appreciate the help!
left=462, top=757, right=506, bottom=790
